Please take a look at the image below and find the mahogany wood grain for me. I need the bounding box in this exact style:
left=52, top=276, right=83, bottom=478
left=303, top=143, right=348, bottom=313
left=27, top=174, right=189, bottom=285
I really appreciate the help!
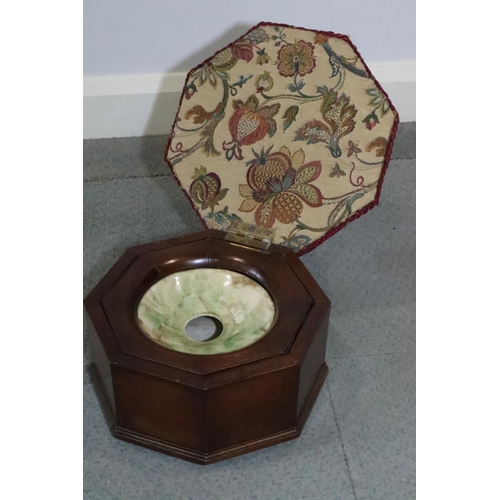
left=85, top=229, right=331, bottom=463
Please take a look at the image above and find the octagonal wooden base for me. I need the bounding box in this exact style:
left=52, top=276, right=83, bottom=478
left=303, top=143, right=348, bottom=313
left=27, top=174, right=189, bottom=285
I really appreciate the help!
left=85, top=229, right=331, bottom=464
left=88, top=362, right=328, bottom=464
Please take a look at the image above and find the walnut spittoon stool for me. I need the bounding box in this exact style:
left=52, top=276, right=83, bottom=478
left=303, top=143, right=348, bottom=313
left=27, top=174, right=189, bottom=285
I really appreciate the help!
left=85, top=22, right=399, bottom=464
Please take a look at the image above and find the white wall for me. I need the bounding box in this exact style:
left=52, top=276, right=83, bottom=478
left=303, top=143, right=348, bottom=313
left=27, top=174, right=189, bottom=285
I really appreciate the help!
left=83, top=0, right=415, bottom=138
left=84, top=0, right=415, bottom=75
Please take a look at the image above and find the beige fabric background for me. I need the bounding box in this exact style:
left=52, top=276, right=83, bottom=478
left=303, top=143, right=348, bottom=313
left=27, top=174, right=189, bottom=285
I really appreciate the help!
left=166, top=24, right=397, bottom=252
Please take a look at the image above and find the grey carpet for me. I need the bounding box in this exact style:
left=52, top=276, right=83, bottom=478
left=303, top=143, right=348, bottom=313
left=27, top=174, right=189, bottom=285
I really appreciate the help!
left=83, top=122, right=415, bottom=500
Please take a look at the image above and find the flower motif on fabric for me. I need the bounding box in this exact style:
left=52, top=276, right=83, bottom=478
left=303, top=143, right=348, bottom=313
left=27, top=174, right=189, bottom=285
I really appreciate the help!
left=223, top=95, right=280, bottom=161
left=204, top=206, right=242, bottom=231
left=184, top=103, right=223, bottom=125
left=255, top=49, right=271, bottom=65
left=294, top=86, right=357, bottom=158
left=242, top=27, right=271, bottom=66
left=277, top=40, right=316, bottom=77
left=238, top=146, right=323, bottom=228
left=366, top=137, right=388, bottom=157
left=313, top=33, right=331, bottom=45
left=363, top=112, right=379, bottom=130
left=280, top=234, right=312, bottom=251
left=189, top=166, right=228, bottom=211
left=188, top=49, right=237, bottom=91
left=347, top=140, right=362, bottom=157
left=230, top=42, right=255, bottom=63
left=362, top=87, right=390, bottom=130
left=329, top=162, right=346, bottom=178
left=184, top=41, right=257, bottom=98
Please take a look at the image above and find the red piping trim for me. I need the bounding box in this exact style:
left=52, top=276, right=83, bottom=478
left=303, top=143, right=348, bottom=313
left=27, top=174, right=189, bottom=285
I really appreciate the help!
left=163, top=21, right=400, bottom=256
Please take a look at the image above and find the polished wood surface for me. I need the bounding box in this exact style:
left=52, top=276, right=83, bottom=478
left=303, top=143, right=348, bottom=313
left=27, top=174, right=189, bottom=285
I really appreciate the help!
left=85, top=229, right=330, bottom=464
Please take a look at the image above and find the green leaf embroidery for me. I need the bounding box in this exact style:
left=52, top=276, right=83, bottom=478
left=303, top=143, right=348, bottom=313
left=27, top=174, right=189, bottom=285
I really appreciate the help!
left=282, top=105, right=299, bottom=131
left=329, top=163, right=346, bottom=178
left=217, top=188, right=229, bottom=202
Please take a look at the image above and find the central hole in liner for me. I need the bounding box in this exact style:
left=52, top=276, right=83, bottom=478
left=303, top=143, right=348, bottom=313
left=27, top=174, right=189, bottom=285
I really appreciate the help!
left=184, top=315, right=224, bottom=342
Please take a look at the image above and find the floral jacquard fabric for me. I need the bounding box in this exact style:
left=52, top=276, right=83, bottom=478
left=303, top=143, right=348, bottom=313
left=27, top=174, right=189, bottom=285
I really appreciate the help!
left=166, top=23, right=398, bottom=254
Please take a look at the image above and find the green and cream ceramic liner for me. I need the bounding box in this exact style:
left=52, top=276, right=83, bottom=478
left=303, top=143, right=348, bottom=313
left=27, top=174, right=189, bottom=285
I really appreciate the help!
left=137, top=268, right=275, bottom=355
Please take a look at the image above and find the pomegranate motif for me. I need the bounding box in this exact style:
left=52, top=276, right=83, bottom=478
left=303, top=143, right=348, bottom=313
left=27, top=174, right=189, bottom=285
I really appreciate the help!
left=238, top=146, right=323, bottom=227
left=189, top=167, right=228, bottom=212
left=223, top=95, right=280, bottom=161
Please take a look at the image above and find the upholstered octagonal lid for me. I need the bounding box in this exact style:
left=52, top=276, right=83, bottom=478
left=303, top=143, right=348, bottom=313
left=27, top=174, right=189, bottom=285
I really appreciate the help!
left=165, top=22, right=399, bottom=255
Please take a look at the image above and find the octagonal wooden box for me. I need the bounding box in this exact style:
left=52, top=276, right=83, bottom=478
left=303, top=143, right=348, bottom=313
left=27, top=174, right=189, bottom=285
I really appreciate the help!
left=85, top=229, right=330, bottom=464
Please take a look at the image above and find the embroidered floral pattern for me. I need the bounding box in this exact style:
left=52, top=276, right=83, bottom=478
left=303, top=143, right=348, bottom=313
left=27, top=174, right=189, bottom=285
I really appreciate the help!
left=313, top=33, right=331, bottom=45
left=277, top=40, right=316, bottom=77
left=188, top=49, right=238, bottom=91
left=189, top=167, right=228, bottom=211
left=347, top=140, right=362, bottom=157
left=363, top=112, right=379, bottom=130
left=165, top=23, right=398, bottom=254
left=282, top=105, right=299, bottom=131
left=204, top=206, right=242, bottom=231
left=255, top=49, right=271, bottom=65
left=329, top=162, right=346, bottom=178
left=362, top=87, right=390, bottom=129
left=280, top=234, right=312, bottom=251
left=294, top=86, right=357, bottom=158
left=238, top=146, right=323, bottom=227
left=223, top=95, right=280, bottom=161
left=366, top=137, right=388, bottom=157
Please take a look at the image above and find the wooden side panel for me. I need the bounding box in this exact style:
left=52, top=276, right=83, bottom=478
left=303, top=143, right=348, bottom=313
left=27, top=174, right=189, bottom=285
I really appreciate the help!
left=112, top=366, right=206, bottom=453
left=206, top=365, right=298, bottom=453
left=86, top=310, right=117, bottom=423
left=295, top=310, right=329, bottom=417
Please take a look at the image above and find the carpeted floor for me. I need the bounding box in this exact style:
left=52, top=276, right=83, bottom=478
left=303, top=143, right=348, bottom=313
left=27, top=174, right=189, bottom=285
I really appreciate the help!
left=83, top=122, right=415, bottom=500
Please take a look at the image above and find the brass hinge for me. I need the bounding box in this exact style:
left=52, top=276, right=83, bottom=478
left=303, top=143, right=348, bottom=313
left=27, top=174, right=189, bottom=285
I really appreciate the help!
left=225, top=221, right=276, bottom=250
